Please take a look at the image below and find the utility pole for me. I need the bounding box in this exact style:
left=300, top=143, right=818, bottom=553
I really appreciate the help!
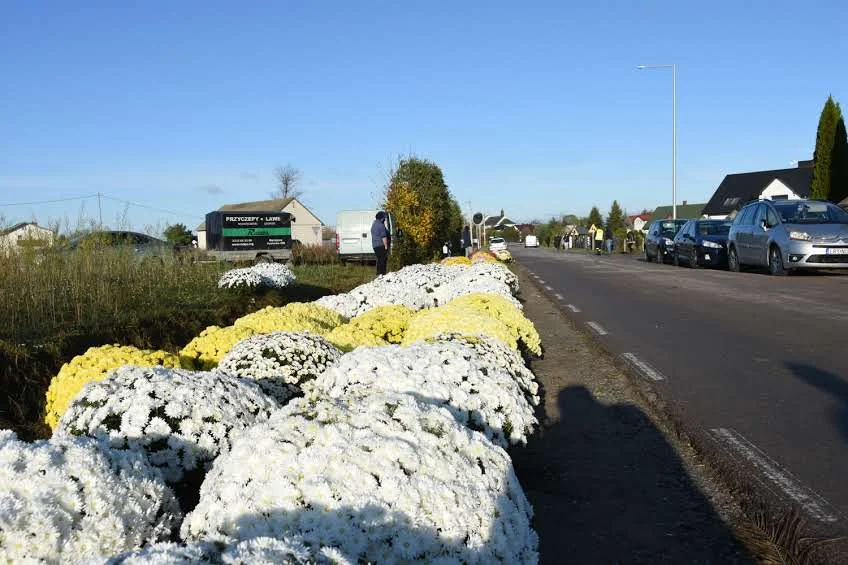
left=97, top=192, right=103, bottom=229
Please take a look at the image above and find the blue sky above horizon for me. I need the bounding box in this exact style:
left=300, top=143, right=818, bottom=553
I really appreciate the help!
left=1, top=0, right=846, bottom=232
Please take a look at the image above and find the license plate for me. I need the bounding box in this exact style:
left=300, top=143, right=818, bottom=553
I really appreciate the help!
left=826, top=248, right=848, bottom=255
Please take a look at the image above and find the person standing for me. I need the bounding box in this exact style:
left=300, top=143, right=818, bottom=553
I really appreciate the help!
left=462, top=225, right=472, bottom=257
left=594, top=226, right=604, bottom=255
left=371, top=211, right=389, bottom=276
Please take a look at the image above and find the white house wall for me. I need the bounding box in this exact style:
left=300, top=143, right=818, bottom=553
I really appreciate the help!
left=759, top=179, right=801, bottom=201
left=0, top=225, right=54, bottom=252
left=283, top=200, right=323, bottom=246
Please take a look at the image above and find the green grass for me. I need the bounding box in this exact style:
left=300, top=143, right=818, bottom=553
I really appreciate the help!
left=0, top=248, right=373, bottom=438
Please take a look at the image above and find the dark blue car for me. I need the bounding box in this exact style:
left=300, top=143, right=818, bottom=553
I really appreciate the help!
left=672, top=220, right=732, bottom=269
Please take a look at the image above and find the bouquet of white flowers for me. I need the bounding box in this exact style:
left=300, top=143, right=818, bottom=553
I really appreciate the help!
left=0, top=430, right=180, bottom=564
left=56, top=366, right=279, bottom=485
left=182, top=393, right=538, bottom=564
left=303, top=343, right=537, bottom=446
left=217, top=332, right=342, bottom=403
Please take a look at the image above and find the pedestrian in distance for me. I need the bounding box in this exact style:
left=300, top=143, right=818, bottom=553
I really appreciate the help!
left=371, top=211, right=390, bottom=276
left=606, top=237, right=613, bottom=254
left=594, top=226, right=604, bottom=255
left=462, top=226, right=472, bottom=258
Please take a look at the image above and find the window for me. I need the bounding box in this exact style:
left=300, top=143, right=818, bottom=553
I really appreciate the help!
left=753, top=205, right=767, bottom=227
left=737, top=206, right=755, bottom=225
left=771, top=195, right=789, bottom=200
left=767, top=208, right=780, bottom=227
left=723, top=197, right=741, bottom=207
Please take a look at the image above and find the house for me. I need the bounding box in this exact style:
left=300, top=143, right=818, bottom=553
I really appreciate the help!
left=0, top=222, right=55, bottom=252
left=195, top=197, right=324, bottom=249
left=483, top=209, right=517, bottom=230
left=702, top=161, right=813, bottom=219
left=650, top=201, right=707, bottom=221
left=627, top=213, right=653, bottom=232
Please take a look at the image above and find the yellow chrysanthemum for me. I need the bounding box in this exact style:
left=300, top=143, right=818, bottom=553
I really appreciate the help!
left=403, top=307, right=518, bottom=350
left=325, top=325, right=389, bottom=352
left=345, top=305, right=414, bottom=344
left=444, top=293, right=541, bottom=355
left=233, top=303, right=345, bottom=335
left=440, top=256, right=472, bottom=266
left=44, top=344, right=181, bottom=430
left=179, top=325, right=257, bottom=370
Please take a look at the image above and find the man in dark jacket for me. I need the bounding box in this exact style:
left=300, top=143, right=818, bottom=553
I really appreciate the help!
left=371, top=211, right=389, bottom=276
left=462, top=226, right=472, bottom=257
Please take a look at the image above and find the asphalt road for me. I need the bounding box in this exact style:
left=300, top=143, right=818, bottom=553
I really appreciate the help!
left=513, top=245, right=848, bottom=536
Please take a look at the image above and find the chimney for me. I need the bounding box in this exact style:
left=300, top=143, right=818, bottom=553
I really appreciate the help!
left=682, top=200, right=688, bottom=206
left=797, top=159, right=814, bottom=168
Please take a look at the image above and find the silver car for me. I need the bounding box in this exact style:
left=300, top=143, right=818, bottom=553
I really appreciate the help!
left=727, top=199, right=848, bottom=275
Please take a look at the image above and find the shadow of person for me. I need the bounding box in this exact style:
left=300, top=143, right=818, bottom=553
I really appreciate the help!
left=786, top=362, right=848, bottom=444
left=511, top=386, right=752, bottom=564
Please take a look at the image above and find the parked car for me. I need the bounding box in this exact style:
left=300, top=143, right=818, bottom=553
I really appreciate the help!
left=68, top=231, right=174, bottom=260
left=727, top=199, right=848, bottom=275
left=672, top=220, right=733, bottom=269
left=645, top=219, right=687, bottom=263
left=489, top=237, right=507, bottom=252
left=524, top=235, right=539, bottom=248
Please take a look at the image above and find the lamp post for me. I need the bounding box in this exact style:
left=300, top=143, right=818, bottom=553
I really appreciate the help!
left=637, top=63, right=677, bottom=220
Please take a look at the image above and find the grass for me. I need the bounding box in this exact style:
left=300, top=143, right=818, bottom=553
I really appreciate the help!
left=0, top=248, right=374, bottom=439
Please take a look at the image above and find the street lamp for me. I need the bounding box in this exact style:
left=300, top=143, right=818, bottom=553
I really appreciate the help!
left=637, top=63, right=677, bottom=220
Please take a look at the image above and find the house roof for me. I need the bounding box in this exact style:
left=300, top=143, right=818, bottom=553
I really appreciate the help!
left=0, top=222, right=53, bottom=236
left=196, top=198, right=296, bottom=231
left=650, top=203, right=707, bottom=220
left=483, top=209, right=516, bottom=228
left=702, top=165, right=813, bottom=216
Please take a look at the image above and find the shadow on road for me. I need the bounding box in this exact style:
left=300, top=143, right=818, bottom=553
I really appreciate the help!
left=512, top=385, right=752, bottom=564
left=787, top=363, right=848, bottom=444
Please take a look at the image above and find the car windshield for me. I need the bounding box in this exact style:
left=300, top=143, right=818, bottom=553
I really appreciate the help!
left=697, top=221, right=732, bottom=236
left=491, top=238, right=504, bottom=243
left=659, top=220, right=686, bottom=237
left=773, top=201, right=848, bottom=224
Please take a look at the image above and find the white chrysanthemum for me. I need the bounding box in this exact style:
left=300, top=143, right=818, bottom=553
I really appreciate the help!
left=56, top=366, right=279, bottom=484
left=0, top=430, right=180, bottom=564
left=218, top=263, right=296, bottom=290
left=304, top=343, right=537, bottom=446
left=460, top=263, right=519, bottom=294
left=182, top=394, right=538, bottom=564
left=217, top=332, right=342, bottom=403
left=434, top=279, right=521, bottom=309
left=423, top=332, right=539, bottom=405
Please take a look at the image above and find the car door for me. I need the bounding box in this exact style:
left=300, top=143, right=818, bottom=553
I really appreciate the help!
left=675, top=221, right=692, bottom=259
left=749, top=204, right=770, bottom=266
left=735, top=205, right=756, bottom=264
left=647, top=222, right=660, bottom=258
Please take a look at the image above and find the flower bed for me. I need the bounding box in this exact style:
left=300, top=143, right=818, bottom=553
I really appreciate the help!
left=218, top=263, right=296, bottom=290
left=4, top=260, right=544, bottom=562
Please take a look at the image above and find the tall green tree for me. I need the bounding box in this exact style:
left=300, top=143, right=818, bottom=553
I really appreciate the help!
left=383, top=157, right=455, bottom=267
left=829, top=117, right=848, bottom=203
left=163, top=223, right=192, bottom=245
left=606, top=200, right=626, bottom=234
left=587, top=206, right=603, bottom=228
left=811, top=96, right=843, bottom=200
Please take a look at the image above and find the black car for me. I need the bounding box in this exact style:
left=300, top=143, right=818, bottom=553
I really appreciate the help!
left=672, top=220, right=732, bottom=268
left=645, top=219, right=687, bottom=263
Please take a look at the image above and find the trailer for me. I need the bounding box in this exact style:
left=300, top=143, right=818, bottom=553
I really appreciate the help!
left=200, top=211, right=294, bottom=263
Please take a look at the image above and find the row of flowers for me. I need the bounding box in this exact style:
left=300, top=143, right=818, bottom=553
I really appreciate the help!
left=5, top=260, right=542, bottom=563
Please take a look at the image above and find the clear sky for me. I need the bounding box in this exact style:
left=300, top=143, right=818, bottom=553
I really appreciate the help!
left=1, top=0, right=846, bottom=232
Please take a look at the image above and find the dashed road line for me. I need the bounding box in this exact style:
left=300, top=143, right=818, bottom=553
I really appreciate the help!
left=544, top=285, right=553, bottom=291
left=622, top=352, right=666, bottom=381
left=555, top=293, right=564, bottom=300
left=538, top=279, right=547, bottom=284
left=709, top=428, right=838, bottom=523
left=587, top=321, right=608, bottom=335
left=566, top=304, right=581, bottom=313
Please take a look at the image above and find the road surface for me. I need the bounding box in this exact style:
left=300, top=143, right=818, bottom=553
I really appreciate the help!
left=513, top=245, right=848, bottom=535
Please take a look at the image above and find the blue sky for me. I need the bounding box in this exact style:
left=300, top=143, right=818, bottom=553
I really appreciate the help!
left=1, top=0, right=846, bottom=232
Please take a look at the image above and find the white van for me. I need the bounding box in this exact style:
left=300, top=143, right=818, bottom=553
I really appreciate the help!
left=336, top=210, right=398, bottom=263
left=524, top=235, right=539, bottom=248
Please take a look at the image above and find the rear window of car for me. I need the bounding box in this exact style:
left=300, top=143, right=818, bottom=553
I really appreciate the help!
left=659, top=221, right=683, bottom=236
left=490, top=237, right=504, bottom=243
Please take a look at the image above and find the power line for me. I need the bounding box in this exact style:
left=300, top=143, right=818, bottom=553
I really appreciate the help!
left=98, top=194, right=199, bottom=219
left=0, top=194, right=97, bottom=207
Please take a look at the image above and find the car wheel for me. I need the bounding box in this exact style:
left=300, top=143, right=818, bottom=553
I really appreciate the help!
left=672, top=251, right=680, bottom=267
left=690, top=250, right=700, bottom=269
left=728, top=246, right=740, bottom=272
left=254, top=254, right=274, bottom=264
left=645, top=249, right=651, bottom=262
left=768, top=245, right=788, bottom=276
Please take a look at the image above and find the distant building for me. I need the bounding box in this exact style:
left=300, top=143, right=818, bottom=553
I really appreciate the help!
left=195, top=197, right=324, bottom=249
left=626, top=213, right=653, bottom=232
left=0, top=222, right=55, bottom=252
left=702, top=161, right=813, bottom=219
left=483, top=209, right=517, bottom=230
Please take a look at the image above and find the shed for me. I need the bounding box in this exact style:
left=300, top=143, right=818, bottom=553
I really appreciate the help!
left=0, top=222, right=55, bottom=252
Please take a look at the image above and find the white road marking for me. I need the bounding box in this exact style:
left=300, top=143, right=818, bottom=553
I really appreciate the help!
left=555, top=293, right=564, bottom=300
left=544, top=285, right=553, bottom=291
left=566, top=304, right=581, bottom=313
left=710, top=428, right=838, bottom=523
left=621, top=352, right=665, bottom=381
left=587, top=321, right=608, bottom=335
left=538, top=279, right=546, bottom=284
